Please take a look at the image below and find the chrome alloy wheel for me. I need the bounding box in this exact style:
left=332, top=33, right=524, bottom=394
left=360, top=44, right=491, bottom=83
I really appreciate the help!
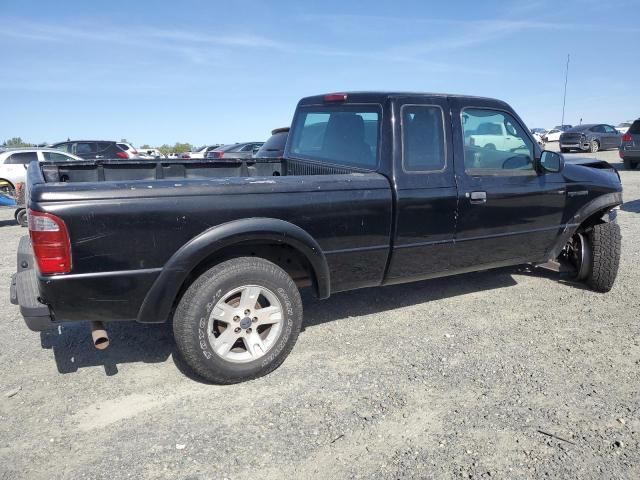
left=207, top=285, right=283, bottom=363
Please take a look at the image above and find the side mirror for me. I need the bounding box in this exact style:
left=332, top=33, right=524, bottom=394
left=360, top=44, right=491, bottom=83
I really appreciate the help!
left=538, top=150, right=564, bottom=173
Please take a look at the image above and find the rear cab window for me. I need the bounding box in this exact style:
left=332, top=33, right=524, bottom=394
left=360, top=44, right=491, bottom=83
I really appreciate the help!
left=288, top=105, right=380, bottom=169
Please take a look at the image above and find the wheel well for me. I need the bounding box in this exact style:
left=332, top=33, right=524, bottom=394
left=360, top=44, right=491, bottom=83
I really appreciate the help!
left=0, top=178, right=15, bottom=189
left=171, top=241, right=317, bottom=320
left=577, top=206, right=613, bottom=232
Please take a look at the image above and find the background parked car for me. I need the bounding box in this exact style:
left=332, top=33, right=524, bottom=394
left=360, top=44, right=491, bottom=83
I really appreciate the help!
left=620, top=119, right=640, bottom=169
left=0, top=148, right=83, bottom=196
left=616, top=121, right=634, bottom=134
left=559, top=124, right=622, bottom=153
left=116, top=142, right=142, bottom=159
left=52, top=140, right=134, bottom=159
left=137, top=148, right=165, bottom=159
left=254, top=128, right=289, bottom=158
left=543, top=126, right=570, bottom=142
left=181, top=145, right=223, bottom=159
left=206, top=142, right=264, bottom=159
left=466, top=121, right=527, bottom=151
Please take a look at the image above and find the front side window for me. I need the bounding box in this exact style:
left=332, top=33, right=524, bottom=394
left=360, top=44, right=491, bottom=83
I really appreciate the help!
left=401, top=105, right=446, bottom=172
left=289, top=105, right=380, bottom=169
left=462, top=108, right=534, bottom=175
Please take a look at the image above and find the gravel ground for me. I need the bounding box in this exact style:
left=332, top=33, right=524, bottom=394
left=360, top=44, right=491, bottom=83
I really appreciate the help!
left=0, top=147, right=638, bottom=479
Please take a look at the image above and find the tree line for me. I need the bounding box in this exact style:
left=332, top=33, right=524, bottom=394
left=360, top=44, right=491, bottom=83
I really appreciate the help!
left=2, top=137, right=195, bottom=155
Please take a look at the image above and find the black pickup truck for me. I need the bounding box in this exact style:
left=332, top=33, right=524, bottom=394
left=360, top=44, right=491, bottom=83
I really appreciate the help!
left=11, top=92, right=622, bottom=384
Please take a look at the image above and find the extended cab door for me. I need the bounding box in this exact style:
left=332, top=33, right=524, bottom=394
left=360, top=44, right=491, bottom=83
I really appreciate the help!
left=450, top=98, right=566, bottom=269
left=384, top=96, right=457, bottom=283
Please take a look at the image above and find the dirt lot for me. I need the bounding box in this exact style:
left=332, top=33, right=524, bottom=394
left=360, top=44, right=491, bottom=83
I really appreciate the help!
left=0, top=147, right=638, bottom=480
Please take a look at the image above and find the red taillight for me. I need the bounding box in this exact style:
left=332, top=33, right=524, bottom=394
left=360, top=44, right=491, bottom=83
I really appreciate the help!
left=622, top=133, right=632, bottom=142
left=28, top=210, right=71, bottom=275
left=324, top=93, right=347, bottom=102
left=116, top=151, right=128, bottom=159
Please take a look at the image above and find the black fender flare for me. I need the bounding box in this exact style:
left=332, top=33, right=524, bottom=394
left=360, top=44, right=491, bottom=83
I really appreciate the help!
left=137, top=218, right=330, bottom=324
left=547, top=191, right=622, bottom=259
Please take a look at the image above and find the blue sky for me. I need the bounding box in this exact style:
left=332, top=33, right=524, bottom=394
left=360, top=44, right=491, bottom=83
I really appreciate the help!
left=1, top=0, right=638, bottom=147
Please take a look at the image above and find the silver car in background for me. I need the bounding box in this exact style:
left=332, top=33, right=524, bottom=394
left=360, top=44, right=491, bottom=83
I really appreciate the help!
left=559, top=124, right=621, bottom=153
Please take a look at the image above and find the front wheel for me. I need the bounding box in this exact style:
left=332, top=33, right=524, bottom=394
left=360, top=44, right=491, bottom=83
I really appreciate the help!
left=566, top=222, right=621, bottom=292
left=173, top=257, right=303, bottom=384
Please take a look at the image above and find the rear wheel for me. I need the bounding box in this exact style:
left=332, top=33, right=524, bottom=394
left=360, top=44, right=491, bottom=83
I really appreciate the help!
left=589, top=140, right=600, bottom=153
left=173, top=257, right=303, bottom=384
left=565, top=222, right=621, bottom=292
left=623, top=158, right=638, bottom=170
left=14, top=209, right=27, bottom=227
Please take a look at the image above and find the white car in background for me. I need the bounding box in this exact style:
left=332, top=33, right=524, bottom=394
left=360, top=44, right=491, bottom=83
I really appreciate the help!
left=0, top=148, right=83, bottom=196
left=468, top=122, right=527, bottom=151
left=544, top=128, right=563, bottom=142
left=137, top=148, right=165, bottom=159
left=116, top=142, right=142, bottom=159
left=616, top=122, right=633, bottom=134
left=181, top=145, right=223, bottom=159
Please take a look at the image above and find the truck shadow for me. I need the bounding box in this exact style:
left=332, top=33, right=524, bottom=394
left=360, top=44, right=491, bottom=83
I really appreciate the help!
left=621, top=199, right=640, bottom=213
left=0, top=219, right=17, bottom=228
left=40, top=321, right=174, bottom=377
left=39, top=266, right=578, bottom=379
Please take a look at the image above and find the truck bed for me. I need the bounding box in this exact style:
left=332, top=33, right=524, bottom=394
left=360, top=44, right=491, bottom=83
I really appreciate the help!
left=38, top=157, right=363, bottom=184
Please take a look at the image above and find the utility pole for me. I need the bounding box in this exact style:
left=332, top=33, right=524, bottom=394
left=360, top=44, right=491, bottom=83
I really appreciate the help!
left=561, top=54, right=570, bottom=127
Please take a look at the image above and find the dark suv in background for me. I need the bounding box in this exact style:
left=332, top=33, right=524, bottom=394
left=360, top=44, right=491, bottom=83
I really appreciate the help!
left=254, top=127, right=289, bottom=158
left=51, top=140, right=133, bottom=159
left=559, top=124, right=621, bottom=153
left=620, top=119, right=640, bottom=169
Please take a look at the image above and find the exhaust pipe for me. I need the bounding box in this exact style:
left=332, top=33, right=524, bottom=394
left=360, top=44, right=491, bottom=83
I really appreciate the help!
left=90, top=321, right=109, bottom=350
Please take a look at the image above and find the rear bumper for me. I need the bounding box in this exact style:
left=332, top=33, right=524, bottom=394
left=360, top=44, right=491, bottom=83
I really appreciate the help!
left=10, top=237, right=56, bottom=331
left=560, top=141, right=590, bottom=150
left=620, top=147, right=640, bottom=160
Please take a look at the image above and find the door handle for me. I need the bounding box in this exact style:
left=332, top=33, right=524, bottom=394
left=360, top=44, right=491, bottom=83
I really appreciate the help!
left=466, top=191, right=487, bottom=204
left=95, top=155, right=104, bottom=159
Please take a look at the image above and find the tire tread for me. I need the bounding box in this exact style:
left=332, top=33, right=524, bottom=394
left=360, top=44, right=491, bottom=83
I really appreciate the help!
left=587, top=222, right=621, bottom=292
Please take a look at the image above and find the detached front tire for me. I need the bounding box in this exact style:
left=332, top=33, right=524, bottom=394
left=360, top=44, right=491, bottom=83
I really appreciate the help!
left=173, top=257, right=303, bottom=384
left=567, top=222, right=621, bottom=292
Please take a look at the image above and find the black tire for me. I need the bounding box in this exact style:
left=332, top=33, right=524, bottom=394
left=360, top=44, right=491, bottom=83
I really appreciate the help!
left=585, top=222, right=621, bottom=292
left=15, top=209, right=27, bottom=227
left=589, top=140, right=600, bottom=153
left=173, top=257, right=303, bottom=384
left=623, top=158, right=638, bottom=170
left=560, top=148, right=570, bottom=153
